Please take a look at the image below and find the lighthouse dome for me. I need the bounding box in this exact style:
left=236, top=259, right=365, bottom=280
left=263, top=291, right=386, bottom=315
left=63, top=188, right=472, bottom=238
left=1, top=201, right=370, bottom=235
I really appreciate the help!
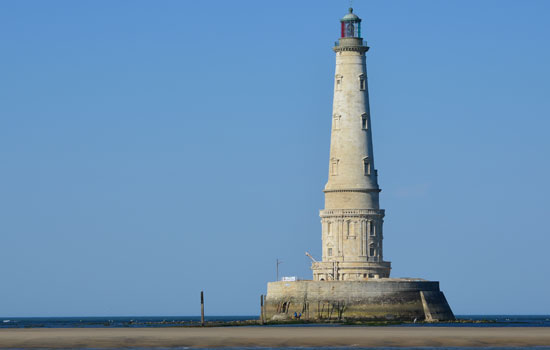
left=341, top=8, right=361, bottom=22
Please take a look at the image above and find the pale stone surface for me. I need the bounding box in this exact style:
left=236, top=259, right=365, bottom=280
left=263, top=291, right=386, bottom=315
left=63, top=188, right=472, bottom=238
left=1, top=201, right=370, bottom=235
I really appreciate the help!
left=312, top=30, right=390, bottom=281
left=265, top=9, right=455, bottom=322
left=265, top=280, right=454, bottom=321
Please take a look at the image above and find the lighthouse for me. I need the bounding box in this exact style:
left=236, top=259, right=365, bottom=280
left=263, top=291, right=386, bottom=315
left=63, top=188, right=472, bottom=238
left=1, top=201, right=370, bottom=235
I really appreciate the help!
left=263, top=8, right=454, bottom=322
left=312, top=8, right=391, bottom=281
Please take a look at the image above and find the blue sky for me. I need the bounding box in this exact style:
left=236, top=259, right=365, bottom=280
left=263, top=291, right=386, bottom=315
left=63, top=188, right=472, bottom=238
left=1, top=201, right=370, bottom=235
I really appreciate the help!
left=0, top=0, right=549, bottom=316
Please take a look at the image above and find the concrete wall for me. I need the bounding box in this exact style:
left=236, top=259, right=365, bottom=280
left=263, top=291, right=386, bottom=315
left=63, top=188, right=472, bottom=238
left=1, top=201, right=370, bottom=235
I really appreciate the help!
left=265, top=280, right=454, bottom=321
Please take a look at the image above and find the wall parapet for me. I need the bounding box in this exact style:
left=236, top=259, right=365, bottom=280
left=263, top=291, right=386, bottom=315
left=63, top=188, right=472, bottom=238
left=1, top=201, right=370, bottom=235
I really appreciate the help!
left=264, top=280, right=455, bottom=322
left=320, top=209, right=385, bottom=218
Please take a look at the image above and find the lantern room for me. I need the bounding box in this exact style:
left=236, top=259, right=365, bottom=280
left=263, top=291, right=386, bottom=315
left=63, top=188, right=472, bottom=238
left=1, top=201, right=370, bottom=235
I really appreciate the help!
left=340, top=8, right=361, bottom=38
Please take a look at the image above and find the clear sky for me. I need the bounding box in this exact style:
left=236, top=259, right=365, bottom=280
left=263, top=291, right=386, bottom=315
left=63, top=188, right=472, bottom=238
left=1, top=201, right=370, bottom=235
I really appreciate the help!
left=1, top=0, right=549, bottom=317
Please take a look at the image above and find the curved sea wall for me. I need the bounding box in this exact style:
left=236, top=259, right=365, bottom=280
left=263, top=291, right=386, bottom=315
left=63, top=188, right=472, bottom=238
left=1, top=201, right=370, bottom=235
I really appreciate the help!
left=264, top=279, right=454, bottom=322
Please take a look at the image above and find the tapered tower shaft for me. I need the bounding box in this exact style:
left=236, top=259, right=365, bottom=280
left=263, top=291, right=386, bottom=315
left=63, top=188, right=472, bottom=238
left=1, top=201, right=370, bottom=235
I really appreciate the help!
left=312, top=8, right=391, bottom=281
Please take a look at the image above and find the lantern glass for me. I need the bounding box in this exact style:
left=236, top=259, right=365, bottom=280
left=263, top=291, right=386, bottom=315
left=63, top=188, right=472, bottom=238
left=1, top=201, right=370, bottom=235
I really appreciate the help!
left=341, top=21, right=361, bottom=38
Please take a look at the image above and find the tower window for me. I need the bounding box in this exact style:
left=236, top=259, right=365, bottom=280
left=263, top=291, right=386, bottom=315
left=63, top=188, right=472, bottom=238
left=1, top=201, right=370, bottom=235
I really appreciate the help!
left=361, top=114, right=368, bottom=130
left=333, top=115, right=341, bottom=130
left=328, top=248, right=333, bottom=256
left=363, top=157, right=371, bottom=175
left=369, top=245, right=376, bottom=257
left=370, top=222, right=375, bottom=236
left=335, top=75, right=343, bottom=91
left=359, top=74, right=366, bottom=91
left=331, top=158, right=339, bottom=176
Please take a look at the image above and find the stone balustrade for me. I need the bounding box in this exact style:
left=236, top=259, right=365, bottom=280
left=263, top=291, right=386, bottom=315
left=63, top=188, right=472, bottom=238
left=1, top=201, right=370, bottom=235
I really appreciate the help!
left=320, top=209, right=385, bottom=217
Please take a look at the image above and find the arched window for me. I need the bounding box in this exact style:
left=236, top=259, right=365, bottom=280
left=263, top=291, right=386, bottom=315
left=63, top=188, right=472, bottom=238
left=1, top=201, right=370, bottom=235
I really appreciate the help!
left=363, top=157, right=371, bottom=175
left=358, top=74, right=366, bottom=91
left=369, top=244, right=376, bottom=257
left=361, top=113, right=368, bottom=130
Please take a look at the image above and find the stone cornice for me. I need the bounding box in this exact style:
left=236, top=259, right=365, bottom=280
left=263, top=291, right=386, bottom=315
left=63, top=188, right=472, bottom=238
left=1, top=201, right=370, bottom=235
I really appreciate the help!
left=320, top=209, right=385, bottom=218
left=333, top=45, right=369, bottom=54
left=311, top=260, right=391, bottom=269
left=324, top=188, right=381, bottom=193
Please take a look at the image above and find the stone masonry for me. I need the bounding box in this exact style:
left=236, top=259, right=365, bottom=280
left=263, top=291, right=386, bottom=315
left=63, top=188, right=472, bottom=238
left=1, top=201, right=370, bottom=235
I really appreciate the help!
left=264, top=8, right=455, bottom=322
left=312, top=9, right=390, bottom=281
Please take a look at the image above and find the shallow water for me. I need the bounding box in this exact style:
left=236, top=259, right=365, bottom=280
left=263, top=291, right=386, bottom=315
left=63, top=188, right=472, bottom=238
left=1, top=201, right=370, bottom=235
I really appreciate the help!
left=0, top=315, right=250, bottom=328
left=2, top=315, right=549, bottom=328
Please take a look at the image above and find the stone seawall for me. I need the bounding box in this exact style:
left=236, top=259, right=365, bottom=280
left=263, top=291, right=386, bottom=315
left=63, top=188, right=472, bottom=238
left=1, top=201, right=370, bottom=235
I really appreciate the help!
left=264, top=279, right=454, bottom=321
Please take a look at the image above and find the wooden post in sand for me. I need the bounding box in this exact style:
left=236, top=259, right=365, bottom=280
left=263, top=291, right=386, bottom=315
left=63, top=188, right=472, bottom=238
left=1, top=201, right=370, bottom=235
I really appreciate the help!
left=260, top=295, right=264, bottom=324
left=200, top=291, right=205, bottom=326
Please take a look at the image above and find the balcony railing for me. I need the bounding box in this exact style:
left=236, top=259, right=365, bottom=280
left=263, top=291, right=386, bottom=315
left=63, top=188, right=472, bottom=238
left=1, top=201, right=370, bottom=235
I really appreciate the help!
left=320, top=209, right=384, bottom=216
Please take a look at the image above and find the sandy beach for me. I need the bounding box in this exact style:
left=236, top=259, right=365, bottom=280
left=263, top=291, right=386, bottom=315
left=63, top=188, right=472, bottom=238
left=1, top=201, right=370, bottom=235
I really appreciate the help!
left=0, top=326, right=549, bottom=348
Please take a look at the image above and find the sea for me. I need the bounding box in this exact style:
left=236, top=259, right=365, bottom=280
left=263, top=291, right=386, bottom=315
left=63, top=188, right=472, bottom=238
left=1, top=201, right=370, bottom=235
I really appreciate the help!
left=1, top=315, right=549, bottom=328
left=1, top=315, right=549, bottom=350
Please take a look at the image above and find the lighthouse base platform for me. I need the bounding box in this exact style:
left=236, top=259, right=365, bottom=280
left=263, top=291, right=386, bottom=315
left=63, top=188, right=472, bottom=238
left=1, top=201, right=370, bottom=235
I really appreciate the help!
left=264, top=279, right=454, bottom=322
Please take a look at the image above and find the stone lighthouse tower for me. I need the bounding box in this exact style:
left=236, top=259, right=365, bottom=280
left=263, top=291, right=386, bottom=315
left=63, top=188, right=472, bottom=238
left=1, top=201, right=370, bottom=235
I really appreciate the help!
left=312, top=8, right=391, bottom=281
left=263, top=8, right=455, bottom=322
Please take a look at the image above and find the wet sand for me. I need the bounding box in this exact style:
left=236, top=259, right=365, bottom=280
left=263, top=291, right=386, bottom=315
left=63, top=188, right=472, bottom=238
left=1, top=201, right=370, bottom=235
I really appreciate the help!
left=0, top=327, right=549, bottom=348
